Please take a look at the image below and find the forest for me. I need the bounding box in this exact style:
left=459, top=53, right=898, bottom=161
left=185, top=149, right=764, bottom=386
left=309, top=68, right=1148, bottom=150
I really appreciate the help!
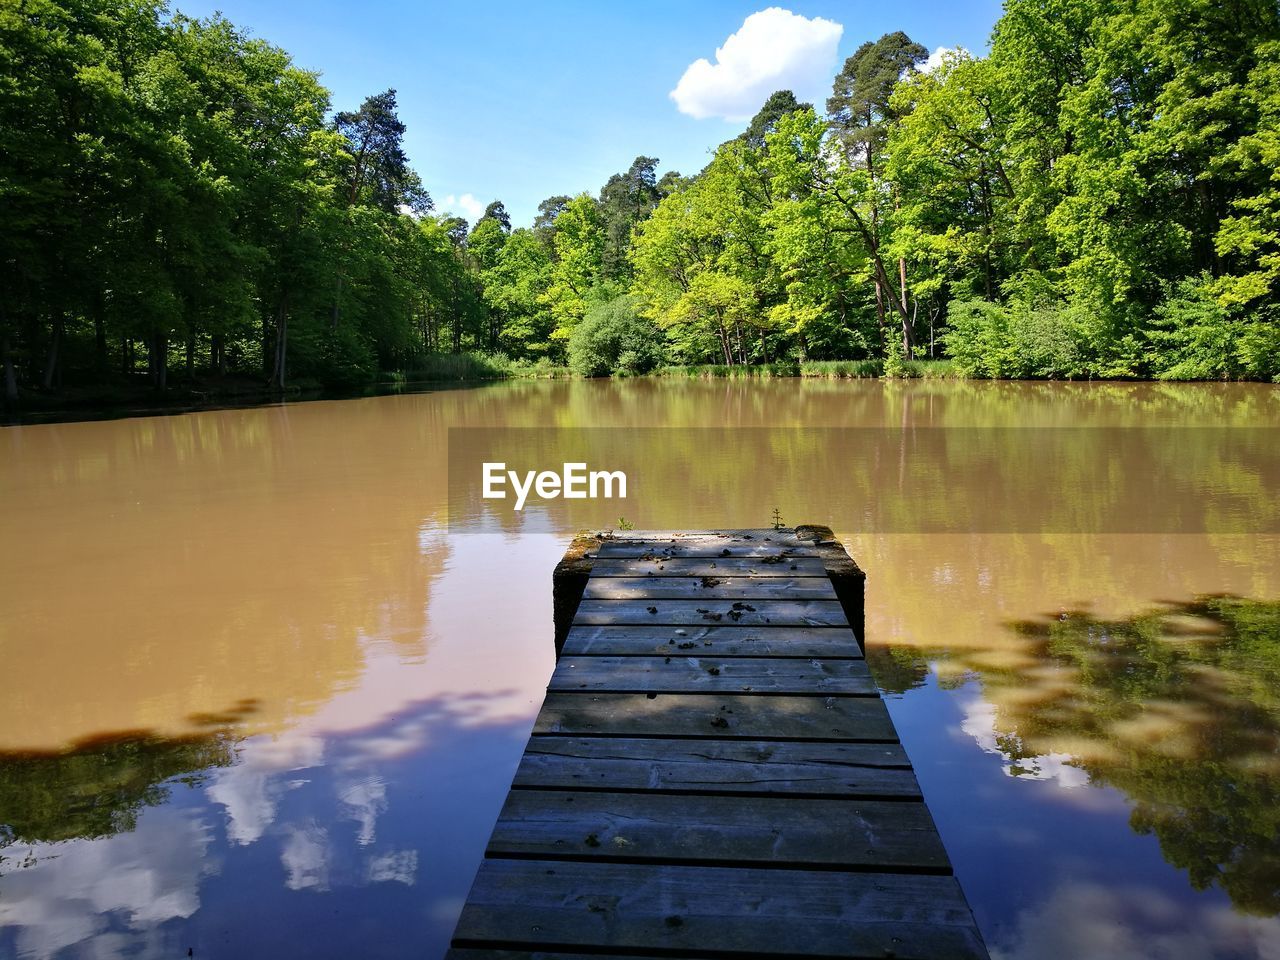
left=2, top=0, right=1278, bottom=403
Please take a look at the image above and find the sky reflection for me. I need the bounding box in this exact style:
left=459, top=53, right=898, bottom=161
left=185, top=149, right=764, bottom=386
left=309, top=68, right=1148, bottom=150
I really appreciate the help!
left=4, top=380, right=1280, bottom=958
left=0, top=689, right=532, bottom=959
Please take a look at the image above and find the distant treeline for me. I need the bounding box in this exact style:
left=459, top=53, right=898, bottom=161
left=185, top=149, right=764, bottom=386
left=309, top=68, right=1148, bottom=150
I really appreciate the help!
left=2, top=0, right=1278, bottom=401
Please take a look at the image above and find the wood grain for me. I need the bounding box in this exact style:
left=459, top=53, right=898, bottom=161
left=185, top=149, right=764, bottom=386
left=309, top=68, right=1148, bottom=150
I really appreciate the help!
left=562, top=625, right=863, bottom=659
left=534, top=692, right=898, bottom=742
left=583, top=577, right=835, bottom=600
left=572, top=599, right=848, bottom=627
left=452, top=858, right=989, bottom=959
left=549, top=656, right=875, bottom=695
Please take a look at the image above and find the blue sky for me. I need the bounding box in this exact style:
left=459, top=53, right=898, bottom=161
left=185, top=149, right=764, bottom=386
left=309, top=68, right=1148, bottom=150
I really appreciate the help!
left=176, top=1, right=1005, bottom=227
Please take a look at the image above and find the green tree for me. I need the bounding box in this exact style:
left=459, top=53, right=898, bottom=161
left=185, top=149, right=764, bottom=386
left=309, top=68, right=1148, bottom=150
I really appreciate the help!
left=632, top=140, right=780, bottom=364
left=543, top=194, right=605, bottom=343
left=567, top=292, right=664, bottom=377
left=740, top=89, right=811, bottom=149
left=827, top=32, right=927, bottom=356
left=598, top=156, right=661, bottom=281
left=483, top=228, right=555, bottom=358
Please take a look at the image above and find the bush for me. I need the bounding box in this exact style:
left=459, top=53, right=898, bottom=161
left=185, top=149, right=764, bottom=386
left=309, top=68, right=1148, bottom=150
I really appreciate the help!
left=567, top=294, right=666, bottom=377
left=406, top=351, right=514, bottom=381
left=291, top=323, right=377, bottom=387
left=900, top=359, right=961, bottom=379
left=942, top=294, right=1081, bottom=379
left=799, top=359, right=883, bottom=378
left=654, top=362, right=798, bottom=378
left=1148, top=278, right=1280, bottom=381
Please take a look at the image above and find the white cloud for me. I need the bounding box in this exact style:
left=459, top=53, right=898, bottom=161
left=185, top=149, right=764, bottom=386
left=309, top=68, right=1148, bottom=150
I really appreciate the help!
left=670, top=8, right=843, bottom=122
left=921, top=46, right=968, bottom=74
left=438, top=193, right=485, bottom=222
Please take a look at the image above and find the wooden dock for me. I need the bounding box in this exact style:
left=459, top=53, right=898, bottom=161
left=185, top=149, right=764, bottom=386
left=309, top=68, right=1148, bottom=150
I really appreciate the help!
left=447, top=529, right=988, bottom=960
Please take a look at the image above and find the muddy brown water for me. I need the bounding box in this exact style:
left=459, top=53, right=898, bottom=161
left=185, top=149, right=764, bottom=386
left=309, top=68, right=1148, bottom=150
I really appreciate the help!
left=2, top=379, right=1279, bottom=959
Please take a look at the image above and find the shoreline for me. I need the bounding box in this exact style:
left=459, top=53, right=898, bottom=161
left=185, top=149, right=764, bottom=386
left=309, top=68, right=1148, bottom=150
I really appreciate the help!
left=4, top=367, right=1275, bottom=428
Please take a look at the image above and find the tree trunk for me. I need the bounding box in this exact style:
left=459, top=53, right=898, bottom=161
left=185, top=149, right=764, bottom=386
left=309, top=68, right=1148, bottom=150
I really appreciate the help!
left=717, top=319, right=733, bottom=365
left=1, top=321, right=17, bottom=402
left=898, top=256, right=912, bottom=361
left=262, top=310, right=271, bottom=378
left=42, top=310, right=63, bottom=390
left=270, top=295, right=289, bottom=389
left=148, top=333, right=168, bottom=391
left=212, top=333, right=225, bottom=375
left=451, top=276, right=462, bottom=353
left=873, top=279, right=886, bottom=340
left=186, top=334, right=195, bottom=376
left=93, top=293, right=107, bottom=374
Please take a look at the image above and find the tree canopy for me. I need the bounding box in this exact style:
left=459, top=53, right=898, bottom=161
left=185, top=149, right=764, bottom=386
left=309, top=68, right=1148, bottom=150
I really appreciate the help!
left=2, top=0, right=1277, bottom=399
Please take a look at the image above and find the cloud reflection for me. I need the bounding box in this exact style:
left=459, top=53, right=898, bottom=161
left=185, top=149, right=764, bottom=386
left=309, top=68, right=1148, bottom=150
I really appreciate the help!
left=958, top=697, right=1090, bottom=788
left=206, top=735, right=323, bottom=845
left=995, top=881, right=1280, bottom=960
left=0, top=807, right=213, bottom=959
left=281, top=823, right=331, bottom=892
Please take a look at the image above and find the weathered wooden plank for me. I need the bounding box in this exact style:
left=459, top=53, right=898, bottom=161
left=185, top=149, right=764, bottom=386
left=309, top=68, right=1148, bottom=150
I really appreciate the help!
left=598, top=530, right=810, bottom=549
left=589, top=556, right=828, bottom=577
left=562, top=625, right=863, bottom=659
left=573, top=599, right=848, bottom=627
left=550, top=656, right=876, bottom=695
left=595, top=542, right=820, bottom=559
left=489, top=791, right=949, bottom=871
left=450, top=530, right=987, bottom=960
left=583, top=577, right=835, bottom=600
left=514, top=737, right=918, bottom=797
left=535, top=692, right=898, bottom=741
left=452, top=859, right=988, bottom=959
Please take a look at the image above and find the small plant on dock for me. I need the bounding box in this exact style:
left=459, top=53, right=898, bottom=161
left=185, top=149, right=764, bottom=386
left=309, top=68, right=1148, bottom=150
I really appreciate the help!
left=617, top=517, right=635, bottom=531
left=771, top=507, right=784, bottom=530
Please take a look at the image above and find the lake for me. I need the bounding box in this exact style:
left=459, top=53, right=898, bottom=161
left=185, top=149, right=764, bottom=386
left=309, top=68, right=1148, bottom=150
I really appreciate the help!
left=2, top=379, right=1279, bottom=959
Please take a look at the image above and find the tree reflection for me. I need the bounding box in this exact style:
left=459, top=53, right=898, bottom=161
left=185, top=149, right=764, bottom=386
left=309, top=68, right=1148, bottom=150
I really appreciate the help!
left=0, top=728, right=237, bottom=846
left=983, top=596, right=1280, bottom=915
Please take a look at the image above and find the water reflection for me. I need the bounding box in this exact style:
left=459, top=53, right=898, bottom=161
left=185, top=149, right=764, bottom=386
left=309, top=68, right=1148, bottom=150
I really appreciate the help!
left=3, top=380, right=1280, bottom=958
left=876, top=591, right=1280, bottom=914
left=981, top=597, right=1280, bottom=915
left=0, top=731, right=237, bottom=847
left=0, top=691, right=530, bottom=959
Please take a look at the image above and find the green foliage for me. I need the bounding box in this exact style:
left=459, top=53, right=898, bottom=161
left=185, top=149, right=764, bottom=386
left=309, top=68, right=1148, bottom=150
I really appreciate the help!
left=482, top=228, right=555, bottom=358
left=1150, top=277, right=1280, bottom=381
left=799, top=359, right=884, bottom=378
left=567, top=293, right=665, bottom=378
left=654, top=363, right=799, bottom=379
left=407, top=351, right=516, bottom=381
left=545, top=195, right=606, bottom=343
left=4, top=0, right=1278, bottom=396
left=995, top=596, right=1280, bottom=915
left=740, top=89, right=811, bottom=148
left=598, top=157, right=661, bottom=281
left=943, top=291, right=1085, bottom=380
left=0, top=730, right=236, bottom=844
